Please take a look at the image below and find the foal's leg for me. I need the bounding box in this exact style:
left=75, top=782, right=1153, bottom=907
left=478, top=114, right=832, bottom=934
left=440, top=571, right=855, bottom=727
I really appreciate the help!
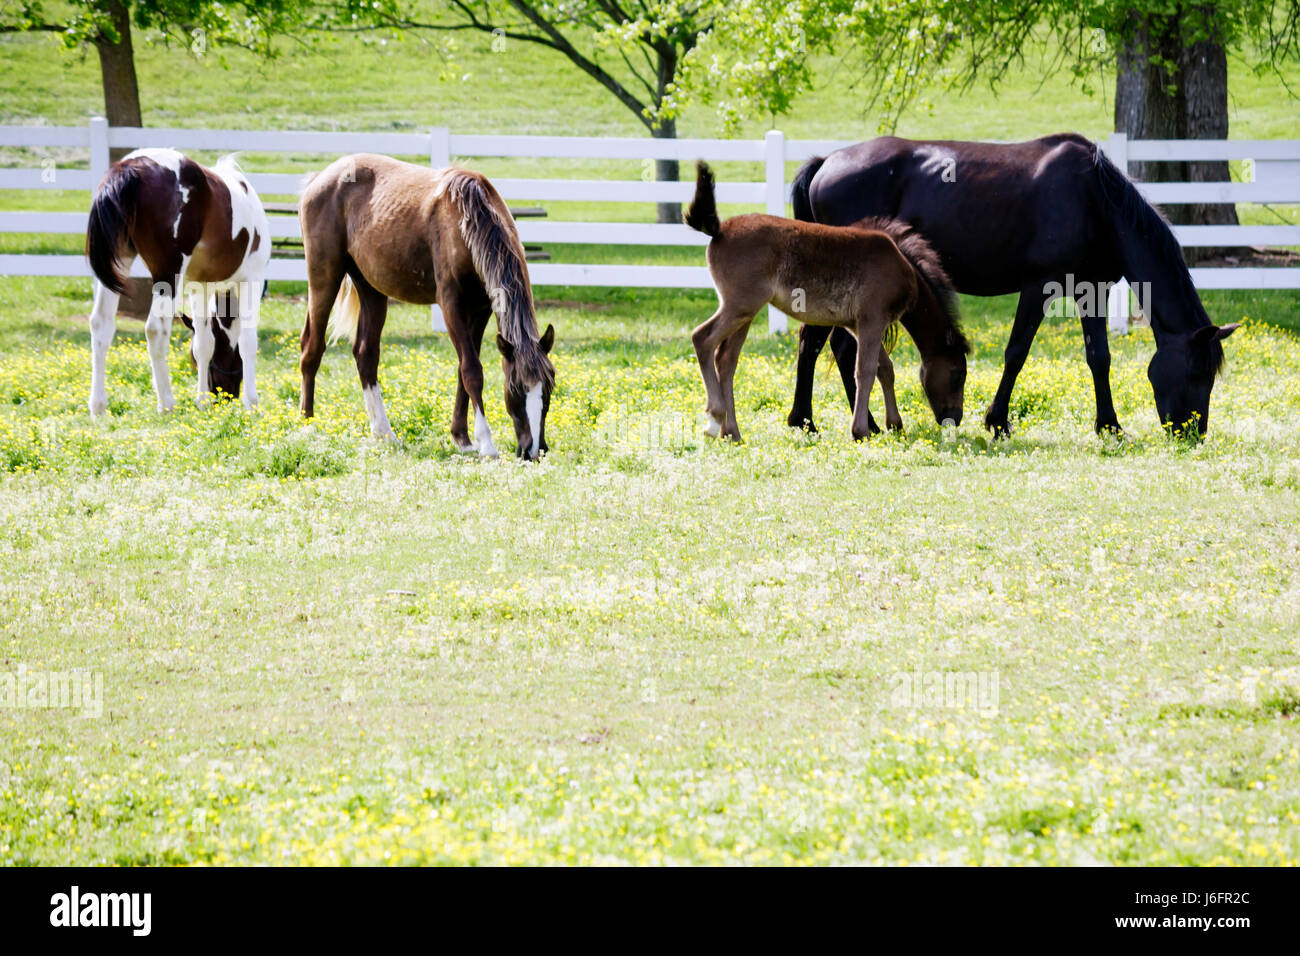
left=350, top=279, right=395, bottom=440
left=876, top=345, right=903, bottom=432
left=88, top=277, right=122, bottom=418
left=144, top=277, right=182, bottom=413
left=1078, top=309, right=1121, bottom=434
left=299, top=257, right=345, bottom=418
left=984, top=282, right=1051, bottom=437
left=713, top=319, right=754, bottom=443
left=850, top=316, right=888, bottom=442
left=238, top=277, right=264, bottom=408
left=189, top=285, right=216, bottom=406
left=691, top=307, right=751, bottom=437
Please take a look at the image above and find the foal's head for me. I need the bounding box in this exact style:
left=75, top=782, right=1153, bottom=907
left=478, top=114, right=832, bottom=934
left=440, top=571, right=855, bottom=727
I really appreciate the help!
left=496, top=324, right=556, bottom=459
left=180, top=311, right=243, bottom=399
left=918, top=327, right=969, bottom=427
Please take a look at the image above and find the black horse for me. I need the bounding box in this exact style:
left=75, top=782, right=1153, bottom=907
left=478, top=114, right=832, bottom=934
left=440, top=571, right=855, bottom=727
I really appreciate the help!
left=787, top=133, right=1239, bottom=437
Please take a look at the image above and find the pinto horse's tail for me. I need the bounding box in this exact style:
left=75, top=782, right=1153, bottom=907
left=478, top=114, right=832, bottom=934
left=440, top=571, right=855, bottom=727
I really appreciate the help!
left=446, top=169, right=554, bottom=387
left=684, top=162, right=721, bottom=237
left=86, top=162, right=141, bottom=294
left=790, top=156, right=825, bottom=223
left=861, top=217, right=969, bottom=355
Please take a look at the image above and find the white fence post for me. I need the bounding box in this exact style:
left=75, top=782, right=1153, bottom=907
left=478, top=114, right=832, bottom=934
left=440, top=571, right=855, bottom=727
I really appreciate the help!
left=765, top=129, right=788, bottom=334
left=429, top=126, right=452, bottom=332
left=1102, top=131, right=1131, bottom=335
left=88, top=117, right=109, bottom=193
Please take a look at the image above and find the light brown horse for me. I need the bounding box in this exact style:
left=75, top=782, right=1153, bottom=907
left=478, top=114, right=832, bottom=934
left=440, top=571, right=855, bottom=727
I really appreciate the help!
left=684, top=162, right=968, bottom=443
left=298, top=154, right=555, bottom=458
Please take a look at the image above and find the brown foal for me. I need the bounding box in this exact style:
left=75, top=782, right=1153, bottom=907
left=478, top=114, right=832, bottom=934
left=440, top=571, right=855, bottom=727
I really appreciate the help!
left=298, top=154, right=555, bottom=459
left=684, top=162, right=968, bottom=443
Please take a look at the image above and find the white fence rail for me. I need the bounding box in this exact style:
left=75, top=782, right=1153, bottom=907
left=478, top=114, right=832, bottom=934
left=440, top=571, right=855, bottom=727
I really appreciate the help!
left=1, top=121, right=1297, bottom=334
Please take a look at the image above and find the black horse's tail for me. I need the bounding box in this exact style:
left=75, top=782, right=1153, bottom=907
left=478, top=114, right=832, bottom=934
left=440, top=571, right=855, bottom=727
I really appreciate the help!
left=683, top=161, right=721, bottom=237
left=790, top=156, right=825, bottom=222
left=85, top=163, right=140, bottom=294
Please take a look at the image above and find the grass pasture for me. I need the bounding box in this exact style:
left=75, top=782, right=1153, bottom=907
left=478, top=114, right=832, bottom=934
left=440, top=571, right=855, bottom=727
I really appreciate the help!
left=1, top=282, right=1299, bottom=865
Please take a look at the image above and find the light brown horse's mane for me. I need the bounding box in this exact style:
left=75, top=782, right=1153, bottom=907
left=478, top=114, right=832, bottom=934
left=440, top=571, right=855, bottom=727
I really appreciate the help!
left=445, top=169, right=554, bottom=387
left=854, top=216, right=968, bottom=355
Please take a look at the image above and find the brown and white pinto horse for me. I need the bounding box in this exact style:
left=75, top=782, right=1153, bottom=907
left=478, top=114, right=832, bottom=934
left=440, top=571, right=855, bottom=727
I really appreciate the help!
left=298, top=154, right=555, bottom=459
left=684, top=162, right=967, bottom=443
left=86, top=148, right=270, bottom=415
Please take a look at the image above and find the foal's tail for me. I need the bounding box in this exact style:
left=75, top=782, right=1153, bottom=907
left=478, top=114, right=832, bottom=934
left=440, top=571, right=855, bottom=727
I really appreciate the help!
left=684, top=162, right=721, bottom=237
left=790, top=156, right=825, bottom=223
left=86, top=162, right=141, bottom=294
left=446, top=169, right=554, bottom=386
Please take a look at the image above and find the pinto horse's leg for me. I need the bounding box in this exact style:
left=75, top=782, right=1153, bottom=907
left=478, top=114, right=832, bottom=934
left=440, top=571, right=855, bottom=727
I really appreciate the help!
left=1079, top=311, right=1121, bottom=434
left=876, top=345, right=902, bottom=432
left=851, top=317, right=887, bottom=442
left=189, top=285, right=215, bottom=407
left=713, top=319, right=754, bottom=443
left=349, top=278, right=395, bottom=440
left=299, top=258, right=344, bottom=419
left=238, top=278, right=263, bottom=408
left=88, top=278, right=121, bottom=418
left=984, top=283, right=1050, bottom=437
left=144, top=277, right=181, bottom=413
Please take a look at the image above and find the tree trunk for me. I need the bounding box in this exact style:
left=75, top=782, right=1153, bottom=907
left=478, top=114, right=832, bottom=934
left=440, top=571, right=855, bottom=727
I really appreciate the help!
left=652, top=46, right=681, bottom=224
left=1114, top=18, right=1187, bottom=193
left=1180, top=18, right=1239, bottom=261
left=93, top=0, right=142, bottom=161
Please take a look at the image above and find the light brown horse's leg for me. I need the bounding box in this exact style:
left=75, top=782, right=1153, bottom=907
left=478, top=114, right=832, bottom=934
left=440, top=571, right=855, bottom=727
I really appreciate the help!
left=441, top=285, right=497, bottom=457
left=692, top=307, right=751, bottom=438
left=448, top=295, right=492, bottom=453
left=876, top=345, right=903, bottom=432
left=299, top=255, right=345, bottom=419
left=851, top=315, right=887, bottom=442
left=713, top=318, right=753, bottom=443
left=350, top=278, right=394, bottom=440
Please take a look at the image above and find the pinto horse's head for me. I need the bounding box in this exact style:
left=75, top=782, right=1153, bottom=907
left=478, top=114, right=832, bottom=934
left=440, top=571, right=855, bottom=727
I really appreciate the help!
left=1148, top=323, right=1239, bottom=437
left=180, top=311, right=243, bottom=399
left=496, top=324, right=556, bottom=460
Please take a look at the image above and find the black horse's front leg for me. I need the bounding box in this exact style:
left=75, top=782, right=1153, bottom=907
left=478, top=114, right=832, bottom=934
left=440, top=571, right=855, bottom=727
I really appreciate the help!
left=1079, top=312, right=1122, bottom=434
left=985, top=284, right=1049, bottom=437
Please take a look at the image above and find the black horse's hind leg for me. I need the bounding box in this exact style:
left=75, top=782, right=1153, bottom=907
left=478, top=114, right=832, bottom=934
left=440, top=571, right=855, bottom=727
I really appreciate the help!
left=1079, top=312, right=1122, bottom=434
left=985, top=284, right=1050, bottom=437
left=787, top=324, right=878, bottom=433
left=787, top=324, right=832, bottom=431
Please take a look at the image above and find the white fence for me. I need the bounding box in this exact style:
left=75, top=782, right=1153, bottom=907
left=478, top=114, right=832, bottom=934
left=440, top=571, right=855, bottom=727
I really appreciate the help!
left=1, top=120, right=1297, bottom=334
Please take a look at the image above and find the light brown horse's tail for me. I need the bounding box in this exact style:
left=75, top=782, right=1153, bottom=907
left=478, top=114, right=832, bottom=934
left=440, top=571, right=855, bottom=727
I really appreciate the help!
left=446, top=170, right=554, bottom=386
left=328, top=275, right=361, bottom=344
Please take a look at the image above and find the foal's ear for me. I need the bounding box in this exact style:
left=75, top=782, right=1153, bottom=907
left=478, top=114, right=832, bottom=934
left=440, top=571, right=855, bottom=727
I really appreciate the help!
left=539, top=323, right=555, bottom=354
left=496, top=334, right=515, bottom=361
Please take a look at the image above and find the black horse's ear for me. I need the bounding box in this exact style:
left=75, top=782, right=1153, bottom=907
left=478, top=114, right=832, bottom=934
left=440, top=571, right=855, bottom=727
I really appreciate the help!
left=1192, top=322, right=1240, bottom=347
left=496, top=334, right=515, bottom=361
left=539, top=323, right=555, bottom=354
left=179, top=313, right=194, bottom=331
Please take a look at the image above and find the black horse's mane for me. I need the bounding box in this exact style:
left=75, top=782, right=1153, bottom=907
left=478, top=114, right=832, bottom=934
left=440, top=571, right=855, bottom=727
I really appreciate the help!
left=1090, top=144, right=1223, bottom=371
left=857, top=216, right=970, bottom=355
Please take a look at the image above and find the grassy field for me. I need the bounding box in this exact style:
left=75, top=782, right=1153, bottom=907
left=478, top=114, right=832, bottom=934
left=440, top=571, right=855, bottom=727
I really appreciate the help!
left=1, top=13, right=1299, bottom=866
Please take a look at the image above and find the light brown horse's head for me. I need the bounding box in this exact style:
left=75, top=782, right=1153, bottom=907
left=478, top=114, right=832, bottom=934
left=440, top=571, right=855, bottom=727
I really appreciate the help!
left=918, top=327, right=969, bottom=427
left=496, top=323, right=556, bottom=459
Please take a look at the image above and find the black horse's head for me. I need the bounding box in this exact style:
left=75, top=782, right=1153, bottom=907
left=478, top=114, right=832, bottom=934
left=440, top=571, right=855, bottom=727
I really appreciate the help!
left=180, top=312, right=243, bottom=399
left=1148, top=323, right=1238, bottom=437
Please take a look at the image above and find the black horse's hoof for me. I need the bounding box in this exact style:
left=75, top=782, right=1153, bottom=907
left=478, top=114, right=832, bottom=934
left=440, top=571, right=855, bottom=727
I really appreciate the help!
left=984, top=408, right=1011, bottom=438
left=787, top=411, right=818, bottom=434
left=1096, top=419, right=1124, bottom=438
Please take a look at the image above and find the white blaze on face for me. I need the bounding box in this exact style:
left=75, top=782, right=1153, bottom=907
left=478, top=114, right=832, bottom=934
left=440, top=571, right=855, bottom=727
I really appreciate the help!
left=524, top=382, right=543, bottom=457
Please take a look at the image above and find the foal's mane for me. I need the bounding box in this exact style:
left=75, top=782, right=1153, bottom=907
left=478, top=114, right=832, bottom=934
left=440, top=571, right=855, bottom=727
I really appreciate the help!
left=856, top=217, right=969, bottom=355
